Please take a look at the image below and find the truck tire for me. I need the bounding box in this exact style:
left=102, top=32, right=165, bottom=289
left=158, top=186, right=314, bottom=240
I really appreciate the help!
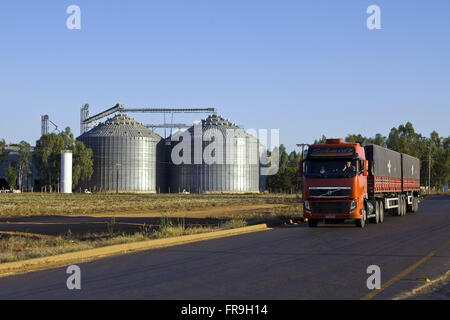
left=375, top=201, right=380, bottom=224
left=407, top=196, right=413, bottom=213
left=399, top=196, right=404, bottom=216
left=370, top=201, right=380, bottom=224
left=379, top=200, right=384, bottom=223
left=394, top=197, right=402, bottom=216
left=412, top=197, right=419, bottom=213
left=402, top=196, right=407, bottom=216
left=355, top=209, right=366, bottom=228
left=308, top=219, right=318, bottom=228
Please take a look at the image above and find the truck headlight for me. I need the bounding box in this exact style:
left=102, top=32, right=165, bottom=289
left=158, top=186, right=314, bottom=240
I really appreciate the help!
left=304, top=201, right=310, bottom=210
left=350, top=200, right=357, bottom=210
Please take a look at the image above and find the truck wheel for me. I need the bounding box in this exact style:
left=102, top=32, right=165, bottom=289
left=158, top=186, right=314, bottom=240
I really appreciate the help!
left=397, top=196, right=405, bottom=216
left=379, top=200, right=384, bottom=223
left=399, top=196, right=404, bottom=216
left=412, top=197, right=419, bottom=213
left=308, top=219, right=318, bottom=228
left=402, top=197, right=407, bottom=216
left=356, top=210, right=366, bottom=228
left=394, top=197, right=402, bottom=216
left=407, top=196, right=413, bottom=213
left=356, top=218, right=365, bottom=228
left=375, top=201, right=380, bottom=224
left=370, top=201, right=380, bottom=224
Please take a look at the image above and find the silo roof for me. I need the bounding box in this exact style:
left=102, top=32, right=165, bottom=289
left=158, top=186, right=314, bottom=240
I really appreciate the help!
left=187, top=114, right=251, bottom=136
left=79, top=114, right=161, bottom=141
left=167, top=113, right=259, bottom=143
left=201, top=113, right=239, bottom=131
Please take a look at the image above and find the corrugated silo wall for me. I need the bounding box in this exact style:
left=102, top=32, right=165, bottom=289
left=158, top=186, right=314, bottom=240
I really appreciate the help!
left=155, top=140, right=169, bottom=193
left=78, top=135, right=159, bottom=193
left=168, top=134, right=260, bottom=193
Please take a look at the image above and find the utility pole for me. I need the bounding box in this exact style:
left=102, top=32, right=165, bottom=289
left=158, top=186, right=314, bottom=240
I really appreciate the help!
left=428, top=148, right=431, bottom=195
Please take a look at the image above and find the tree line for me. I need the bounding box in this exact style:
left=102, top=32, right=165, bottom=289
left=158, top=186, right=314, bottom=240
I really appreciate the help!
left=1, top=122, right=448, bottom=193
left=267, top=122, right=450, bottom=193
left=0, top=128, right=93, bottom=191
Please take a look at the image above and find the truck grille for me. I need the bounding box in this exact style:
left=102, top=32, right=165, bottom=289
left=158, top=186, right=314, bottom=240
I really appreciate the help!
left=311, top=201, right=350, bottom=214
left=309, top=187, right=351, bottom=197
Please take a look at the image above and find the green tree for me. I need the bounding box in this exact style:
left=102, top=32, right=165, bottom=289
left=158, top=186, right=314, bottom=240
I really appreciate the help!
left=345, top=134, right=371, bottom=144
left=72, top=140, right=94, bottom=188
left=428, top=132, right=450, bottom=189
left=33, top=133, right=65, bottom=189
left=6, top=161, right=17, bottom=190
left=0, top=139, right=9, bottom=164
left=443, top=136, right=450, bottom=187
left=34, top=127, right=93, bottom=191
left=386, top=122, right=426, bottom=158
left=288, top=151, right=301, bottom=168
left=61, top=127, right=75, bottom=149
left=387, top=122, right=430, bottom=187
left=371, top=133, right=387, bottom=147
left=314, top=135, right=327, bottom=144
left=17, top=141, right=32, bottom=191
left=345, top=133, right=386, bottom=146
left=266, top=145, right=302, bottom=193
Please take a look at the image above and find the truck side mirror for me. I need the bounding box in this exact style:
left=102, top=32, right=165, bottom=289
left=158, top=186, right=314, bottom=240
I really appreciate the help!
left=298, top=160, right=304, bottom=177
left=363, top=160, right=369, bottom=176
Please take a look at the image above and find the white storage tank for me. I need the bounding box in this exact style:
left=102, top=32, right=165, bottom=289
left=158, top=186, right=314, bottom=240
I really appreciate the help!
left=61, top=150, right=73, bottom=194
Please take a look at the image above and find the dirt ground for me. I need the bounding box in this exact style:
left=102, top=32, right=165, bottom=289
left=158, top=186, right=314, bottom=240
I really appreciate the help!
left=0, top=203, right=298, bottom=237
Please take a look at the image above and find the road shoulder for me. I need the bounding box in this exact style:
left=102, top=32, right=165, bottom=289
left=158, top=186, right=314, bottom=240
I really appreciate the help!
left=0, top=223, right=271, bottom=279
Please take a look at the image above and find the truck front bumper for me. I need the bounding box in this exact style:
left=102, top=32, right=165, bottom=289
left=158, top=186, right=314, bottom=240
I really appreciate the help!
left=304, top=213, right=359, bottom=220
left=303, top=200, right=362, bottom=220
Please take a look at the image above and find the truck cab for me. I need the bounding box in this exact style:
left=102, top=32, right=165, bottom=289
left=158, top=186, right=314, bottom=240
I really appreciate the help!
left=300, top=139, right=369, bottom=228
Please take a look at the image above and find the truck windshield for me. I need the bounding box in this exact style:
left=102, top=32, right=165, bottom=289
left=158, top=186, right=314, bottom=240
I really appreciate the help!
left=305, top=160, right=357, bottom=178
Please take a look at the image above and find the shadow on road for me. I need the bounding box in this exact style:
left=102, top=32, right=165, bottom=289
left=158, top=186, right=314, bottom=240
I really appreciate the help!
left=0, top=216, right=229, bottom=237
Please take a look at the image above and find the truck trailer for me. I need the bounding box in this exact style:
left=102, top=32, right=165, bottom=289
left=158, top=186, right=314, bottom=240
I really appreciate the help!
left=299, top=139, right=420, bottom=228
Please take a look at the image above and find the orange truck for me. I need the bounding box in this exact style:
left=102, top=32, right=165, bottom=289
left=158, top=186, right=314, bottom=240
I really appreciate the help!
left=298, top=139, right=420, bottom=228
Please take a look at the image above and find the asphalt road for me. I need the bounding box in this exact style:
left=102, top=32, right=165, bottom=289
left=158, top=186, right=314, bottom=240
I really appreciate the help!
left=0, top=195, right=449, bottom=300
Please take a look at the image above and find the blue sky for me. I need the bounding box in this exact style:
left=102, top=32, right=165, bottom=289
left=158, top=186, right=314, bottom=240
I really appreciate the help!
left=1, top=0, right=449, bottom=151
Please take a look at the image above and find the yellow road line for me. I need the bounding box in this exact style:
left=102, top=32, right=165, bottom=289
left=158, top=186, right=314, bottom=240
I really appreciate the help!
left=361, top=240, right=450, bottom=300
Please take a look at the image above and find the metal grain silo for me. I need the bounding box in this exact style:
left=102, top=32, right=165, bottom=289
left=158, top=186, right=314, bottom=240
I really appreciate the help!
left=168, top=114, right=260, bottom=193
left=78, top=114, right=161, bottom=193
